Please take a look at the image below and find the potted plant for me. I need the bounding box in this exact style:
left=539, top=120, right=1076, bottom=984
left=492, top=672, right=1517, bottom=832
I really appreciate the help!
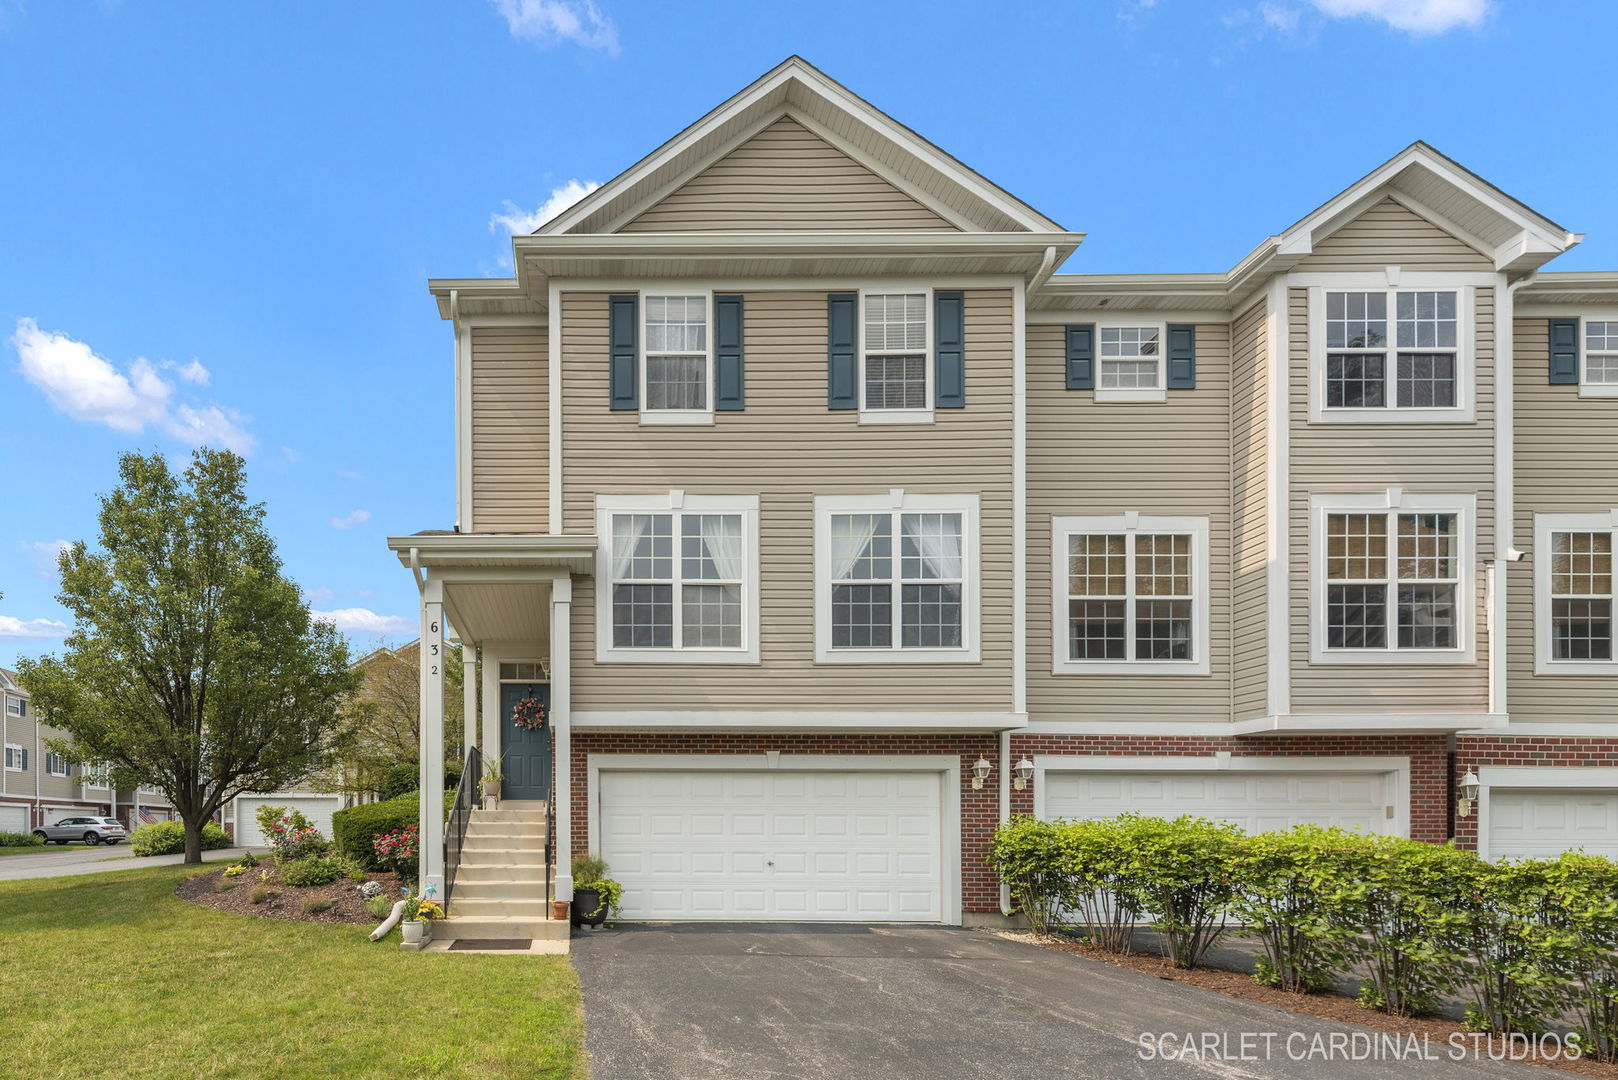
left=570, top=852, right=621, bottom=930
left=399, top=887, right=444, bottom=944
left=480, top=761, right=504, bottom=810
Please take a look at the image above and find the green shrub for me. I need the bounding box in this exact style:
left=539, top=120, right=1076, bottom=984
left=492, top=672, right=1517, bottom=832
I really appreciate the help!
left=381, top=765, right=419, bottom=801
left=129, top=820, right=229, bottom=857
left=1457, top=858, right=1563, bottom=1036
left=1117, top=815, right=1245, bottom=969
left=301, top=897, right=335, bottom=915
left=236, top=850, right=258, bottom=869
left=0, top=830, right=44, bottom=847
left=1231, top=826, right=1362, bottom=993
left=571, top=852, right=609, bottom=883
left=986, top=817, right=1072, bottom=934
left=250, top=886, right=278, bottom=905
left=331, top=792, right=446, bottom=872
left=365, top=893, right=395, bottom=919
left=1529, top=854, right=1618, bottom=1060
left=281, top=856, right=344, bottom=887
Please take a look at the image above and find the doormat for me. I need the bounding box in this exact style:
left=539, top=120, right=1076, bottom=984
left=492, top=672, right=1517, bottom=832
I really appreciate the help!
left=447, top=939, right=532, bottom=951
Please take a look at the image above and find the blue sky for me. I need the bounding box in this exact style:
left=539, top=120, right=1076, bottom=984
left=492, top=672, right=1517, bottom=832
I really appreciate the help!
left=2, top=0, right=1614, bottom=666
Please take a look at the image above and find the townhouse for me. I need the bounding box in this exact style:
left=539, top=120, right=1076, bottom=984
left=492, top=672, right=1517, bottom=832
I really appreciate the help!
left=389, top=57, right=1618, bottom=933
left=1, top=667, right=177, bottom=833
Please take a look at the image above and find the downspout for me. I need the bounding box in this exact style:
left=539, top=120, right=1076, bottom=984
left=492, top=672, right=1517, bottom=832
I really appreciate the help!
left=1027, top=245, right=1058, bottom=297
left=998, top=728, right=1011, bottom=917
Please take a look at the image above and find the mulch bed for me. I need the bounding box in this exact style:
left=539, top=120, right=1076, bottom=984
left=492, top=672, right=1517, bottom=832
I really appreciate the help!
left=990, top=930, right=1616, bottom=1079
left=177, top=862, right=407, bottom=927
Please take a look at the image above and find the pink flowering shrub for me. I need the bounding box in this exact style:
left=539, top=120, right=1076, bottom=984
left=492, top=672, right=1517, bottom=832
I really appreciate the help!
left=372, top=826, right=419, bottom=878
left=254, top=804, right=330, bottom=861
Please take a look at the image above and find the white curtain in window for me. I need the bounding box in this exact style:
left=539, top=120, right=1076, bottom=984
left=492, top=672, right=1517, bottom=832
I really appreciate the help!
left=902, top=513, right=962, bottom=580
left=831, top=514, right=886, bottom=581
left=685, top=514, right=743, bottom=580
left=611, top=514, right=660, bottom=580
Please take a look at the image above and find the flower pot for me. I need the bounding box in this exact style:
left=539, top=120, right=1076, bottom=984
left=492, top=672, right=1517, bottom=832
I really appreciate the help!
left=551, top=900, right=571, bottom=922
left=573, top=887, right=607, bottom=928
left=401, top=919, right=427, bottom=944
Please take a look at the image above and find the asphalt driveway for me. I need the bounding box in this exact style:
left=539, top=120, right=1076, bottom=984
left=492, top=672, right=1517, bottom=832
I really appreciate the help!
left=0, top=845, right=260, bottom=882
left=571, top=924, right=1547, bottom=1080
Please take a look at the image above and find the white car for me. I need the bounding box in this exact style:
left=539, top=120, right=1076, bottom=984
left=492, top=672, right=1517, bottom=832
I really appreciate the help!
left=34, top=816, right=127, bottom=845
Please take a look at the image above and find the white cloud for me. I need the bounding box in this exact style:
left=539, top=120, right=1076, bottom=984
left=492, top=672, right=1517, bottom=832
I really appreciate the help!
left=490, top=0, right=618, bottom=52
left=12, top=318, right=255, bottom=454
left=1259, top=2, right=1302, bottom=31
left=303, top=586, right=335, bottom=603
left=0, top=615, right=70, bottom=640
left=329, top=509, right=372, bottom=530
left=1307, top=0, right=1489, bottom=34
left=490, top=179, right=602, bottom=237
left=24, top=540, right=71, bottom=579
left=311, top=608, right=415, bottom=636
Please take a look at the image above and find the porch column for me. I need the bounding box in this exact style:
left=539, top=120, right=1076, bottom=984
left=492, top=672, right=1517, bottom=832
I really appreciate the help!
left=419, top=580, right=447, bottom=894
left=462, top=644, right=478, bottom=760
left=480, top=648, right=500, bottom=774
left=551, top=576, right=573, bottom=902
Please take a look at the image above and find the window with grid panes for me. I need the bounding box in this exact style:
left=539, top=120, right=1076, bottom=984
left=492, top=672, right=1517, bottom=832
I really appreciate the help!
left=1324, top=511, right=1460, bottom=651
left=1066, top=531, right=1195, bottom=662
left=863, top=293, right=928, bottom=410
left=609, top=511, right=744, bottom=651
left=1549, top=531, right=1613, bottom=661
left=1587, top=322, right=1618, bottom=386
left=1098, top=327, right=1162, bottom=391
left=1324, top=289, right=1459, bottom=410
left=643, top=295, right=709, bottom=411
left=829, top=510, right=963, bottom=649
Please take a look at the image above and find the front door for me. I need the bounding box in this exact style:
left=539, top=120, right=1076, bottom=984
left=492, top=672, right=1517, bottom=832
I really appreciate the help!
left=500, top=682, right=552, bottom=800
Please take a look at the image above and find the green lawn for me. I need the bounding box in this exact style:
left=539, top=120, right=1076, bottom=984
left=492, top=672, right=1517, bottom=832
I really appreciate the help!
left=0, top=865, right=585, bottom=1079
left=0, top=843, right=91, bottom=855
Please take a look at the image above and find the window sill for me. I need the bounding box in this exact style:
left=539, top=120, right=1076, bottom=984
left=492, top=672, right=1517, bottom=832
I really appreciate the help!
left=857, top=410, right=934, bottom=425
left=639, top=410, right=714, bottom=426
left=1051, top=660, right=1211, bottom=677
left=1578, top=384, right=1618, bottom=399
left=595, top=648, right=760, bottom=665
left=1310, top=407, right=1475, bottom=424
left=1309, top=648, right=1477, bottom=666
left=815, top=647, right=980, bottom=665
left=1533, top=659, right=1618, bottom=676
left=1093, top=388, right=1167, bottom=404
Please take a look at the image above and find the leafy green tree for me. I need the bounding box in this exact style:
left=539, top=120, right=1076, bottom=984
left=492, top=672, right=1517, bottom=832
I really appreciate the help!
left=17, top=449, right=361, bottom=863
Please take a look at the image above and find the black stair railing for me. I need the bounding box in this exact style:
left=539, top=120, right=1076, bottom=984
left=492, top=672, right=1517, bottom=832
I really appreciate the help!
left=444, top=744, right=481, bottom=909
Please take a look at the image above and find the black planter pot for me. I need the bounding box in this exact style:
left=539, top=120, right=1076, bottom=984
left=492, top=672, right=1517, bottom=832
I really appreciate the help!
left=573, top=887, right=607, bottom=928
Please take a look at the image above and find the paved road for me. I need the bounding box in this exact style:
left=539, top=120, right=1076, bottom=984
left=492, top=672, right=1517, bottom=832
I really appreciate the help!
left=0, top=845, right=265, bottom=882
left=572, top=924, right=1547, bottom=1080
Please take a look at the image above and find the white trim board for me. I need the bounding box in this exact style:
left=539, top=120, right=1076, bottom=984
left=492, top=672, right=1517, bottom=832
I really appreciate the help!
left=585, top=752, right=963, bottom=925
left=571, top=710, right=1027, bottom=731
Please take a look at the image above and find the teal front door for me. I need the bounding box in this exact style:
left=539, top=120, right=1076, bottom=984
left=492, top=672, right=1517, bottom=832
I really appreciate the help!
left=500, top=682, right=552, bottom=800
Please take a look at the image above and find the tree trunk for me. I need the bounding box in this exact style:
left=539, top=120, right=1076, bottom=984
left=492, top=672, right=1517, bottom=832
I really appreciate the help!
left=180, top=811, right=206, bottom=864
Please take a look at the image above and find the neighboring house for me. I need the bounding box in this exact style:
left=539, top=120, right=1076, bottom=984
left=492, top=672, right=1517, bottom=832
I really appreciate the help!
left=0, top=667, right=178, bottom=832
left=387, top=57, right=1618, bottom=929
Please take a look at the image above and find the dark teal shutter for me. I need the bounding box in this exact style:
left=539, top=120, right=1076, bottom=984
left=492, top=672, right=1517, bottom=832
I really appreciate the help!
left=1166, top=324, right=1196, bottom=389
left=934, top=290, right=966, bottom=408
left=714, top=294, right=745, bottom=411
left=1549, top=317, right=1580, bottom=385
left=1065, top=324, right=1095, bottom=390
left=608, top=294, right=638, bottom=410
left=827, top=293, right=858, bottom=410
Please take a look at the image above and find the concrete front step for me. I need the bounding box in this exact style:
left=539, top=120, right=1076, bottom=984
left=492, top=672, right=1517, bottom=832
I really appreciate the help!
left=452, top=898, right=551, bottom=918
left=456, top=864, right=552, bottom=883
left=464, top=821, right=547, bottom=838
left=461, top=830, right=548, bottom=846
left=454, top=879, right=549, bottom=899
left=469, top=810, right=549, bottom=824
left=434, top=916, right=570, bottom=942
left=460, top=845, right=549, bottom=862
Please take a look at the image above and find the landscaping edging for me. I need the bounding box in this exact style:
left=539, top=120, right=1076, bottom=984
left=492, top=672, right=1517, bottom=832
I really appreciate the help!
left=177, top=865, right=407, bottom=927
left=990, top=930, right=1617, bottom=1079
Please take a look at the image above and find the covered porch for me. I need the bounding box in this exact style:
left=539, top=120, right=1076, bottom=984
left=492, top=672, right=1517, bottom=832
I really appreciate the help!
left=386, top=533, right=595, bottom=918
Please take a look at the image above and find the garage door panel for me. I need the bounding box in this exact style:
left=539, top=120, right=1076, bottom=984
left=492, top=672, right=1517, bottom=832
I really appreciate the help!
left=601, top=768, right=944, bottom=922
left=1044, top=770, right=1392, bottom=836
left=237, top=796, right=341, bottom=848
left=0, top=805, right=27, bottom=833
left=1490, top=790, right=1618, bottom=859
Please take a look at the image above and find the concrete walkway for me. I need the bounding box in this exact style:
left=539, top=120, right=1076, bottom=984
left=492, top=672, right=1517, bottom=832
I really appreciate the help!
left=0, top=845, right=266, bottom=882
left=572, top=923, right=1548, bottom=1080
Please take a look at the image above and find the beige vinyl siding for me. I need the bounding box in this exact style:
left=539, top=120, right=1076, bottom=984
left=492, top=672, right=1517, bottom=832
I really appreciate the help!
left=1508, top=317, right=1618, bottom=721
left=1296, top=198, right=1492, bottom=272
left=469, top=325, right=548, bottom=534
left=619, top=117, right=957, bottom=233
left=1230, top=298, right=1270, bottom=719
left=560, top=288, right=1014, bottom=712
left=1288, top=286, right=1495, bottom=713
left=1026, top=322, right=1233, bottom=722
left=4, top=712, right=81, bottom=802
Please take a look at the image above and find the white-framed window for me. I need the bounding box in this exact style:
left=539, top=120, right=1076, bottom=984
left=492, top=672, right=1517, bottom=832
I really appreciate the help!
left=45, top=751, right=69, bottom=777
left=594, top=492, right=760, bottom=663
left=814, top=491, right=979, bottom=663
left=498, top=661, right=546, bottom=682
left=1096, top=323, right=1167, bottom=403
left=1307, top=281, right=1474, bottom=423
left=1583, top=318, right=1618, bottom=397
left=1309, top=492, right=1476, bottom=664
left=4, top=696, right=21, bottom=717
left=3, top=744, right=24, bottom=772
left=1051, top=515, right=1211, bottom=675
left=81, top=762, right=110, bottom=790
left=859, top=290, right=932, bottom=423
left=640, top=292, right=712, bottom=425
left=1534, top=512, right=1618, bottom=675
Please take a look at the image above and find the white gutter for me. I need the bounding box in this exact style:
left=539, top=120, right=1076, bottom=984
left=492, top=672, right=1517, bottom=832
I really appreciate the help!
left=998, top=727, right=1011, bottom=916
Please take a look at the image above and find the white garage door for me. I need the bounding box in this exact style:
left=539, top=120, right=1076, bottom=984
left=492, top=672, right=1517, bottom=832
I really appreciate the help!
left=0, top=804, right=27, bottom=833
left=600, top=769, right=944, bottom=922
left=1043, top=769, right=1394, bottom=835
left=235, top=795, right=342, bottom=848
left=1488, top=789, right=1618, bottom=860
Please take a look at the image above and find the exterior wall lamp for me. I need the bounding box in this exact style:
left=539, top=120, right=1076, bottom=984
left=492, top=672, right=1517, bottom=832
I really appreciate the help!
left=971, top=757, right=993, bottom=790
left=1458, top=770, right=1480, bottom=818
left=1012, top=758, right=1035, bottom=791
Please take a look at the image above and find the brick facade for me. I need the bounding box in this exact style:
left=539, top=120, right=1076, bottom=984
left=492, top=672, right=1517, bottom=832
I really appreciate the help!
left=1451, top=734, right=1618, bottom=850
